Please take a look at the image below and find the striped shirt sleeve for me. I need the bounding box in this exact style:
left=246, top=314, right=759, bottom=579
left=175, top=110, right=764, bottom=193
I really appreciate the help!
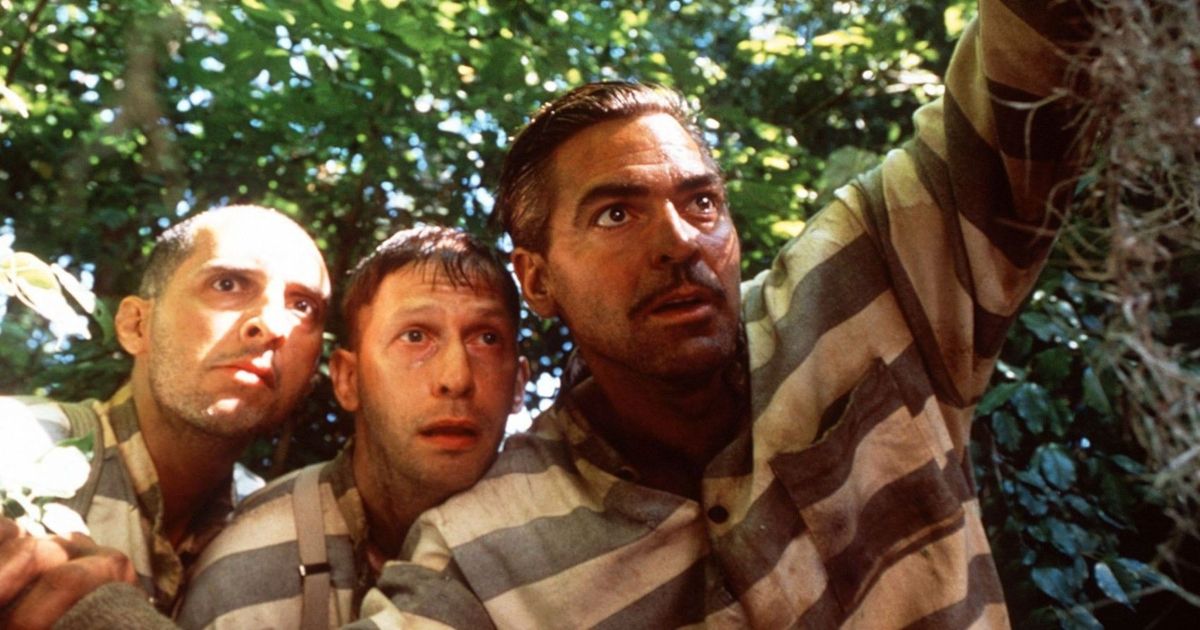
left=744, top=0, right=1093, bottom=456
left=355, top=2, right=1094, bottom=627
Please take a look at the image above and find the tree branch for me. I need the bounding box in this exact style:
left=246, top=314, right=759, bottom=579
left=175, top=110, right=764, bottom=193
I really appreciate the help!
left=5, top=0, right=53, bottom=86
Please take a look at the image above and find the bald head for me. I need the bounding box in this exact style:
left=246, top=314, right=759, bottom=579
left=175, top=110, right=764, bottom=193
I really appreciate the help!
left=115, top=204, right=331, bottom=441
left=138, top=206, right=318, bottom=299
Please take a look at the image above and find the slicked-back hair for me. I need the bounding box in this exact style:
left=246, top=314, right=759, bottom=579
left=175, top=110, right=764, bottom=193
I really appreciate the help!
left=138, top=205, right=288, bottom=298
left=495, top=81, right=718, bottom=254
left=339, top=226, right=520, bottom=350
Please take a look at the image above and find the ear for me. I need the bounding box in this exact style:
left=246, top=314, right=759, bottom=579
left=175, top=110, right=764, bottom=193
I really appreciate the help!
left=510, top=356, right=531, bottom=414
left=511, top=248, right=557, bottom=319
left=115, top=296, right=152, bottom=356
left=330, top=348, right=360, bottom=413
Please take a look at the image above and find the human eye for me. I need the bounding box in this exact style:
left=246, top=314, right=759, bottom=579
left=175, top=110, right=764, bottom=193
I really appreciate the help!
left=291, top=296, right=320, bottom=319
left=687, top=193, right=722, bottom=218
left=594, top=205, right=632, bottom=228
left=400, top=329, right=426, bottom=343
left=210, top=274, right=245, bottom=293
left=479, top=331, right=500, bottom=345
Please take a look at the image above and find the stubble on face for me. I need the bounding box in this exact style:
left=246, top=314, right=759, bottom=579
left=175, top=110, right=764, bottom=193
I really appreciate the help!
left=354, top=395, right=502, bottom=505
left=139, top=212, right=327, bottom=442
left=146, top=309, right=285, bottom=440
left=540, top=114, right=743, bottom=386
left=554, top=258, right=740, bottom=386
left=346, top=270, right=518, bottom=516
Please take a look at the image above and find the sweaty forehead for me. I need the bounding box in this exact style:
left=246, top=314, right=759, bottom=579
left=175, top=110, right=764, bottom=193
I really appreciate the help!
left=412, top=264, right=512, bottom=311
left=174, top=215, right=330, bottom=296
left=368, top=266, right=514, bottom=324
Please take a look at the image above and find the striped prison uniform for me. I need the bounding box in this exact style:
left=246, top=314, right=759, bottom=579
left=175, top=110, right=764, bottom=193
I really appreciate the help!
left=353, top=1, right=1094, bottom=628
left=0, top=386, right=234, bottom=614
left=178, top=444, right=373, bottom=628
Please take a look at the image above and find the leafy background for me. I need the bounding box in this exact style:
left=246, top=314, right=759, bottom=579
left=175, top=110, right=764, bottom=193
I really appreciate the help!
left=1, top=0, right=1195, bottom=626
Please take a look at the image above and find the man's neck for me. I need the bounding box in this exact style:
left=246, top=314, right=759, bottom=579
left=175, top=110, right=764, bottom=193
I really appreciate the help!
left=131, top=385, right=244, bottom=548
left=577, top=354, right=746, bottom=500
left=352, top=442, right=418, bottom=561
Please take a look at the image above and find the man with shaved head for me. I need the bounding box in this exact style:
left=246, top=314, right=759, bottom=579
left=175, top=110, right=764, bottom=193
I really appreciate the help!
left=176, top=226, right=528, bottom=628
left=1, top=205, right=330, bottom=627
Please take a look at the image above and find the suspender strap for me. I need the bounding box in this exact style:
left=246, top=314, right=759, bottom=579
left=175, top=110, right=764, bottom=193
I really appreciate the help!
left=293, top=465, right=330, bottom=630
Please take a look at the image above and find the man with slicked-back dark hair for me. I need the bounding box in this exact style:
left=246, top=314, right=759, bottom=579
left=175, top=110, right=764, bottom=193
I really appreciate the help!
left=355, top=2, right=1096, bottom=627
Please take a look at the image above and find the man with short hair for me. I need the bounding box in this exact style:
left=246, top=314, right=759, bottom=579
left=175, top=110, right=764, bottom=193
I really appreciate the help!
left=356, top=2, right=1093, bottom=627
left=176, top=226, right=529, bottom=628
left=0, top=205, right=330, bottom=627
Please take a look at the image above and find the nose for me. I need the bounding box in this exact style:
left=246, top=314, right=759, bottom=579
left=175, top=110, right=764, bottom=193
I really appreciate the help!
left=653, top=203, right=702, bottom=266
left=240, top=302, right=295, bottom=348
left=433, top=339, right=474, bottom=398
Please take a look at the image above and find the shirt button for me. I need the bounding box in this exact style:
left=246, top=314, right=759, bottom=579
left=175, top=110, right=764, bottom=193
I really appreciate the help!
left=707, top=505, right=729, bottom=524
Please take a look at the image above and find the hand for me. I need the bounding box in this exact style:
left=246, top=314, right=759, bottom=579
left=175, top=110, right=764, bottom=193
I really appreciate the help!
left=0, top=516, right=137, bottom=629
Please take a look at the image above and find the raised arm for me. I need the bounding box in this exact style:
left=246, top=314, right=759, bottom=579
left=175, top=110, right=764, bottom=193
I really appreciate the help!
left=743, top=0, right=1094, bottom=453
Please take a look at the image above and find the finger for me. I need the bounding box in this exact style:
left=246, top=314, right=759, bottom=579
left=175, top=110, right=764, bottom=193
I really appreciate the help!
left=0, top=536, right=72, bottom=605
left=80, top=544, right=139, bottom=586
left=0, top=535, right=37, bottom=605
left=2, top=552, right=136, bottom=630
left=50, top=531, right=100, bottom=559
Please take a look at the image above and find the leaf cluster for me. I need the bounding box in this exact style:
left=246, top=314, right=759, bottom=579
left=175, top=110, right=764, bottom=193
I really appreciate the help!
left=1, top=0, right=1194, bottom=624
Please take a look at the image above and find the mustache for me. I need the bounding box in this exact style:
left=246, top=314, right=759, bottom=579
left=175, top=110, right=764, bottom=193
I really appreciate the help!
left=627, top=262, right=729, bottom=317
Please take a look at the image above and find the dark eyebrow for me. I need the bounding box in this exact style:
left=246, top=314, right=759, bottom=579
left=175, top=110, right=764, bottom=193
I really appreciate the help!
left=573, top=173, right=725, bottom=224
left=677, top=173, right=725, bottom=195
left=574, top=183, right=651, bottom=223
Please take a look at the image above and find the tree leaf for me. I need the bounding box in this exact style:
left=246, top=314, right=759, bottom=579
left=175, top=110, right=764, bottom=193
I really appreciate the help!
left=1032, top=347, right=1073, bottom=389
left=977, top=381, right=1020, bottom=416
left=1047, top=518, right=1078, bottom=554
left=1016, top=482, right=1049, bottom=516
left=1115, top=559, right=1200, bottom=607
left=32, top=444, right=92, bottom=499
left=1012, top=382, right=1055, bottom=433
left=1019, top=311, right=1061, bottom=341
left=1082, top=367, right=1112, bottom=414
left=50, top=264, right=97, bottom=314
left=56, top=433, right=95, bottom=460
left=2, top=252, right=57, bottom=291
left=1062, top=606, right=1103, bottom=630
left=40, top=503, right=90, bottom=536
left=1094, top=561, right=1132, bottom=607
left=1035, top=444, right=1077, bottom=490
left=811, top=28, right=872, bottom=49
left=0, top=82, right=30, bottom=119
left=1032, top=566, right=1076, bottom=604
left=991, top=411, right=1021, bottom=451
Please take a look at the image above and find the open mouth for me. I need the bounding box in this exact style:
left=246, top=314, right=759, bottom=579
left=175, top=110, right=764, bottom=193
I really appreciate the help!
left=652, top=295, right=708, bottom=314
left=224, top=364, right=277, bottom=388
left=419, top=421, right=482, bottom=451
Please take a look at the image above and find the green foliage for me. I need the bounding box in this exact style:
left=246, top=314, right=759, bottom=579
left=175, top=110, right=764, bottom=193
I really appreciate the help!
left=971, top=264, right=1196, bottom=626
left=2, top=0, right=1193, bottom=624
left=1, top=0, right=961, bottom=466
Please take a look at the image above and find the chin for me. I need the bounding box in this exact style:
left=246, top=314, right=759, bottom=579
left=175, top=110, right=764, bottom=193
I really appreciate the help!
left=194, top=403, right=279, bottom=438
left=648, top=340, right=737, bottom=383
